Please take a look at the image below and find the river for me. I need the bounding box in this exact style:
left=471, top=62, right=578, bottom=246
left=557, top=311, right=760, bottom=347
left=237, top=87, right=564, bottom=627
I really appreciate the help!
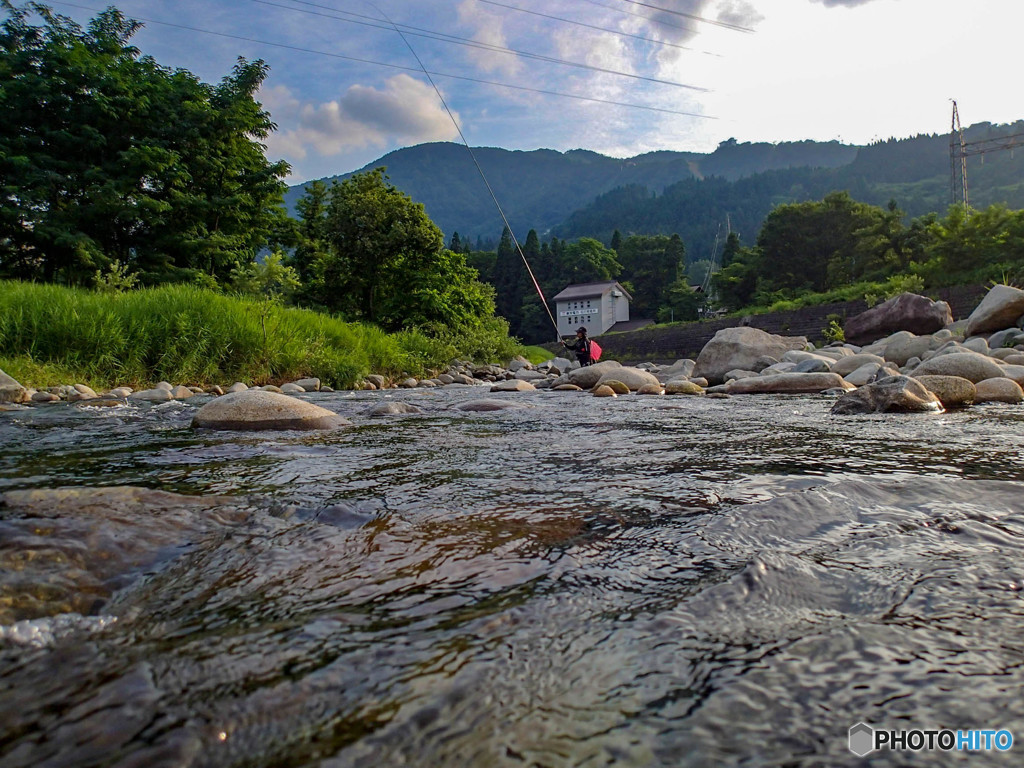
left=2, top=387, right=1024, bottom=766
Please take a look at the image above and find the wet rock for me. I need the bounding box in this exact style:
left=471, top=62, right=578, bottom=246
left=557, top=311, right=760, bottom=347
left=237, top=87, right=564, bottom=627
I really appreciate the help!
left=592, top=385, right=617, bottom=397
left=665, top=381, right=705, bottom=395
left=567, top=360, right=623, bottom=389
left=129, top=388, right=173, bottom=403
left=637, top=383, right=664, bottom=395
left=490, top=379, right=536, bottom=392
left=913, top=375, right=976, bottom=408
left=169, top=385, right=194, bottom=399
left=600, top=379, right=630, bottom=395
left=966, top=284, right=1024, bottom=336
left=364, top=401, right=425, bottom=416
left=73, top=398, right=129, bottom=408
left=192, top=390, right=350, bottom=431
left=974, top=377, right=1024, bottom=404
left=845, top=293, right=953, bottom=345
left=454, top=399, right=527, bottom=411
left=694, top=327, right=808, bottom=385
left=725, top=372, right=851, bottom=395
left=106, top=387, right=133, bottom=398
left=0, top=486, right=248, bottom=623
left=553, top=384, right=583, bottom=391
left=594, top=366, right=660, bottom=391
left=507, top=357, right=531, bottom=373
left=280, top=383, right=305, bottom=393
left=909, top=350, right=1005, bottom=383
left=31, top=391, right=61, bottom=403
left=831, top=375, right=943, bottom=415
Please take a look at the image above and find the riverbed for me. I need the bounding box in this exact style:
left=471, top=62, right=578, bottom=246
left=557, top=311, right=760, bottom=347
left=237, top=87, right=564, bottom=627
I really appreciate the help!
left=2, top=387, right=1024, bottom=766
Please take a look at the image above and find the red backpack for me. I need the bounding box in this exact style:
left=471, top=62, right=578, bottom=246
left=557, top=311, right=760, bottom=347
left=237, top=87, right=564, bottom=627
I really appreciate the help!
left=588, top=339, right=602, bottom=362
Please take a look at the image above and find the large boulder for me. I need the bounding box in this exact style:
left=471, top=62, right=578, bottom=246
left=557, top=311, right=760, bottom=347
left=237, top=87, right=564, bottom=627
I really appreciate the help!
left=844, top=293, right=953, bottom=345
left=567, top=360, right=622, bottom=389
left=913, top=375, right=976, bottom=409
left=876, top=332, right=945, bottom=366
left=595, top=366, right=660, bottom=391
left=192, top=390, right=350, bottom=431
left=0, top=369, right=29, bottom=404
left=909, top=350, right=1005, bottom=383
left=974, top=378, right=1024, bottom=404
left=831, top=375, right=944, bottom=415
left=724, top=372, right=852, bottom=395
left=658, top=359, right=696, bottom=381
left=693, top=327, right=807, bottom=385
left=965, top=284, right=1024, bottom=337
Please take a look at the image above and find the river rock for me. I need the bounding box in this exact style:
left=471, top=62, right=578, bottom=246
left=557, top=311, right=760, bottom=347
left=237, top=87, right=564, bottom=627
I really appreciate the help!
left=507, top=357, right=531, bottom=373
left=437, top=374, right=455, bottom=385
left=637, top=383, right=664, bottom=395
left=106, top=387, right=133, bottom=398
left=592, top=385, right=617, bottom=397
left=665, top=381, right=705, bottom=395
left=658, top=359, right=697, bottom=381
left=192, top=390, right=350, bottom=431
left=974, top=377, right=1024, bottom=404
left=909, top=350, right=1005, bottom=383
left=1000, top=365, right=1024, bottom=386
left=988, top=329, right=1024, bottom=350
left=207, top=385, right=224, bottom=396
left=454, top=399, right=527, bottom=411
left=595, top=367, right=660, bottom=391
left=514, top=370, right=548, bottom=381
left=962, top=336, right=990, bottom=355
left=31, top=391, right=61, bottom=403
left=829, top=353, right=887, bottom=377
left=875, top=332, right=944, bottom=366
left=694, top=327, right=808, bottom=385
left=567, top=360, right=623, bottom=389
left=599, top=379, right=630, bottom=395
left=74, top=397, right=129, bottom=408
left=842, top=363, right=883, bottom=387
left=966, top=284, right=1024, bottom=336
left=490, top=379, right=536, bottom=393
left=294, top=377, right=321, bottom=392
left=845, top=293, right=953, bottom=345
left=725, top=372, right=852, bottom=395
left=365, top=374, right=386, bottom=389
left=130, top=388, right=173, bottom=403
left=553, top=384, right=583, bottom=391
left=792, top=358, right=832, bottom=374
left=913, top=375, right=976, bottom=408
left=155, top=381, right=173, bottom=391
left=831, top=375, right=944, bottom=415
left=364, top=402, right=425, bottom=416
left=66, top=388, right=97, bottom=402
left=226, top=382, right=248, bottom=393
left=0, top=369, right=29, bottom=403
left=398, top=378, right=418, bottom=388
left=280, top=383, right=306, bottom=393
left=169, top=385, right=194, bottom=399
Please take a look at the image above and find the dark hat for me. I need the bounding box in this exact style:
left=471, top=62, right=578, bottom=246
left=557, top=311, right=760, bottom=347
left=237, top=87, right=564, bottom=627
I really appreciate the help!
left=576, top=326, right=587, bottom=334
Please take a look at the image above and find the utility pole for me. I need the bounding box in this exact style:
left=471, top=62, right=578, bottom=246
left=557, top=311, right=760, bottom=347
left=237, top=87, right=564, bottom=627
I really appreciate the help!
left=949, top=100, right=1024, bottom=208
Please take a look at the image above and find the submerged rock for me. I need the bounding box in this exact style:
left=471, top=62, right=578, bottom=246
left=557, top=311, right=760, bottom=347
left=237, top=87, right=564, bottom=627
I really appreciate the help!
left=831, top=375, right=944, bottom=415
left=364, top=401, right=425, bottom=416
left=454, top=399, right=527, bottom=411
left=192, top=390, right=350, bottom=431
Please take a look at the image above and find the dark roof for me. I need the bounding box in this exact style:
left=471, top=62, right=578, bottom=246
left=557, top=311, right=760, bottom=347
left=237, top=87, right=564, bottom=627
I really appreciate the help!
left=552, top=281, right=633, bottom=301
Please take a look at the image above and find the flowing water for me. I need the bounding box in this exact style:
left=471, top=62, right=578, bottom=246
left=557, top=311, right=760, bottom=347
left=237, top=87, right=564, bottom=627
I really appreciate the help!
left=2, top=387, right=1024, bottom=767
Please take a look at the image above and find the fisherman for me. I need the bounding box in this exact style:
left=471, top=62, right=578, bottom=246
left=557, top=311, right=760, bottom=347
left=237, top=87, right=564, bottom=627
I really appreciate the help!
left=561, top=326, right=594, bottom=367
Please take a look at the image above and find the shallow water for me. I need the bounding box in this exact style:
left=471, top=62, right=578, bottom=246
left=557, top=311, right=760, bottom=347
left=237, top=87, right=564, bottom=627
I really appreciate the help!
left=2, top=387, right=1024, bottom=766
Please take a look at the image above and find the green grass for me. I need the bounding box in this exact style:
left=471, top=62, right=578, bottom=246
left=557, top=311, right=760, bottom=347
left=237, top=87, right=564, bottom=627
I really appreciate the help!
left=0, top=280, right=524, bottom=389
left=520, top=345, right=555, bottom=365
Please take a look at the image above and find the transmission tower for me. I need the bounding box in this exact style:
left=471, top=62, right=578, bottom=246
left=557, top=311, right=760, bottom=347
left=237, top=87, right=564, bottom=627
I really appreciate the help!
left=949, top=100, right=1024, bottom=207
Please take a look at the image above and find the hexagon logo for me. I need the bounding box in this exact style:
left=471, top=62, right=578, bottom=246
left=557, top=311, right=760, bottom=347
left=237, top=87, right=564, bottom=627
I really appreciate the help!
left=849, top=722, right=875, bottom=756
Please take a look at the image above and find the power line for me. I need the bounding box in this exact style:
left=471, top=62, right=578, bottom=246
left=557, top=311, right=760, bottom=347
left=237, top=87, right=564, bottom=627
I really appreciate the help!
left=243, top=0, right=710, bottom=91
left=48, top=1, right=715, bottom=118
left=613, top=0, right=755, bottom=33
left=576, top=0, right=697, bottom=37
left=475, top=0, right=719, bottom=57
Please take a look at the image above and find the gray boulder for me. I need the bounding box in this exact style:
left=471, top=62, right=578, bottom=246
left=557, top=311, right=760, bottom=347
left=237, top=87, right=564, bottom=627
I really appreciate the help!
left=965, top=284, right=1024, bottom=337
left=169, top=385, right=195, bottom=399
left=129, top=388, right=173, bottom=403
left=913, top=375, right=976, bottom=408
left=658, top=359, right=697, bottom=381
left=725, top=372, right=852, bottom=395
left=192, top=390, right=351, bottom=430
left=793, top=358, right=831, bottom=374
left=226, top=382, right=248, bottom=393
left=567, top=360, right=623, bottom=389
left=693, top=327, right=807, bottom=385
left=831, top=375, right=944, bottom=415
left=844, top=293, right=953, bottom=345
left=281, top=383, right=306, bottom=393
left=595, top=366, right=660, bottom=391
left=842, top=363, right=883, bottom=387
left=910, top=350, right=1005, bottom=383
left=490, top=379, right=536, bottom=392
left=974, top=378, right=1024, bottom=404
left=454, top=399, right=528, bottom=411
left=829, top=353, right=886, bottom=377
left=294, top=377, right=321, bottom=391
left=364, top=401, right=424, bottom=416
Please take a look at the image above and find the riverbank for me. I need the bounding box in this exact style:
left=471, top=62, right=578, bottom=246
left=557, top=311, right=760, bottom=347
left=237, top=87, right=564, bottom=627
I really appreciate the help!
left=0, top=280, right=524, bottom=391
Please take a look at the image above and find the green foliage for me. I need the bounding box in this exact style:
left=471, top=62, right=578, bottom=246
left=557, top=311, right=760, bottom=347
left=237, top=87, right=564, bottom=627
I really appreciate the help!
left=230, top=252, right=300, bottom=302
left=655, top=280, right=704, bottom=323
left=0, top=2, right=289, bottom=286
left=616, top=234, right=683, bottom=317
left=291, top=168, right=496, bottom=333
left=93, top=259, right=138, bottom=294
left=822, top=318, right=845, bottom=343
left=0, top=280, right=512, bottom=387
left=863, top=273, right=925, bottom=307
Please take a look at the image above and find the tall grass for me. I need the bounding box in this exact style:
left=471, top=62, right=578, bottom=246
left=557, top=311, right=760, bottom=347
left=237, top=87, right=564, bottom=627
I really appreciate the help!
left=0, top=281, right=522, bottom=388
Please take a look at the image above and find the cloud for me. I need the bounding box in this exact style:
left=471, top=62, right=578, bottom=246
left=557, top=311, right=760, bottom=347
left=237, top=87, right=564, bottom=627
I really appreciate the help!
left=715, top=0, right=766, bottom=27
left=811, top=0, right=879, bottom=7
left=455, top=0, right=524, bottom=77
left=262, top=75, right=460, bottom=165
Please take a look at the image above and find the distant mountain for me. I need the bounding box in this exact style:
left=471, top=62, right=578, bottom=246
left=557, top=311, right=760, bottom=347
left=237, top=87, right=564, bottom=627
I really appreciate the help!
left=283, top=139, right=857, bottom=244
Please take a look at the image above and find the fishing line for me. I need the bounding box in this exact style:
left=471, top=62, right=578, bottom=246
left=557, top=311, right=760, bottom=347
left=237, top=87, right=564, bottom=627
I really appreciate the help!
left=362, top=1, right=562, bottom=340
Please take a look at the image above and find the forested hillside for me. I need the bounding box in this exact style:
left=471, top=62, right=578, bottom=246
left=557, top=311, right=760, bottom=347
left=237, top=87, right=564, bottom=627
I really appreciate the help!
left=284, top=139, right=856, bottom=245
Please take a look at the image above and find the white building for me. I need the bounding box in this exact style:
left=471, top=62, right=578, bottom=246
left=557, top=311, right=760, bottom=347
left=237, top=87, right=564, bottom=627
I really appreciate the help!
left=552, top=281, right=632, bottom=337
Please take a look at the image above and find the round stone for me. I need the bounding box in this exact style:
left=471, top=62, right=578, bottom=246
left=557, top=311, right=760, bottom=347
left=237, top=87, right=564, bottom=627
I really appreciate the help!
left=192, top=390, right=351, bottom=431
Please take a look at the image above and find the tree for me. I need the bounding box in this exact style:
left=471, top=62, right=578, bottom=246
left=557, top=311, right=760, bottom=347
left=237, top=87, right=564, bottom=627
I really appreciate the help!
left=0, top=2, right=290, bottom=285
left=616, top=234, right=684, bottom=317
left=291, top=168, right=495, bottom=331
left=556, top=238, right=621, bottom=284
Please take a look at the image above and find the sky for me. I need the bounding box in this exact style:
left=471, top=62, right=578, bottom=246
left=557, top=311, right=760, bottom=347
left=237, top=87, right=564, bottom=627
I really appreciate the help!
left=36, top=0, right=1024, bottom=184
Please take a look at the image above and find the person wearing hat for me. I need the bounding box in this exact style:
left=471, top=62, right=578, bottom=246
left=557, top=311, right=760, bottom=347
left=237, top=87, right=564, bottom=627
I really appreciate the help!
left=561, top=326, right=594, bottom=366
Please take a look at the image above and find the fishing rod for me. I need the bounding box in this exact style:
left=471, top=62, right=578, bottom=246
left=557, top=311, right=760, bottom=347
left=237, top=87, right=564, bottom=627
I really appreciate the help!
left=364, top=1, right=563, bottom=342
